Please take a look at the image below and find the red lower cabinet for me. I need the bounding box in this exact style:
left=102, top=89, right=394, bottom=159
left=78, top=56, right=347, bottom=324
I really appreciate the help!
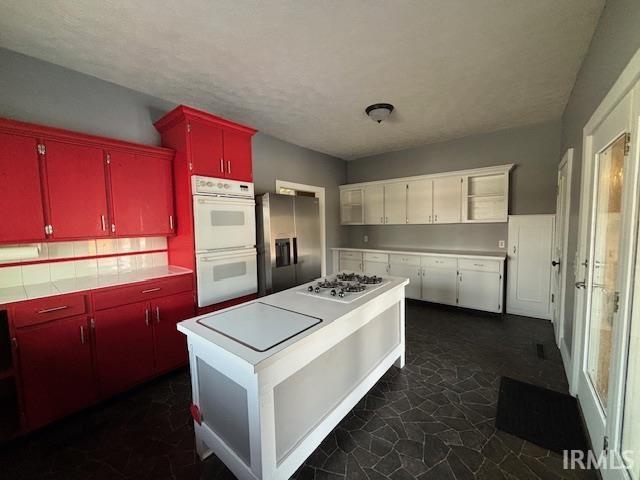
left=152, top=292, right=194, bottom=373
left=16, top=315, right=95, bottom=430
left=94, top=301, right=156, bottom=397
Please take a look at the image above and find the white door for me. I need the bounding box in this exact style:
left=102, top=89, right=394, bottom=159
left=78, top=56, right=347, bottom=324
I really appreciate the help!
left=340, top=258, right=363, bottom=273
left=552, top=151, right=573, bottom=348
left=363, top=261, right=388, bottom=277
left=389, top=263, right=421, bottom=299
left=363, top=184, right=384, bottom=225
left=458, top=270, right=501, bottom=313
left=575, top=84, right=637, bottom=476
left=422, top=267, right=458, bottom=305
left=384, top=182, right=407, bottom=224
left=507, top=215, right=554, bottom=319
left=433, top=176, right=462, bottom=223
left=407, top=179, right=433, bottom=224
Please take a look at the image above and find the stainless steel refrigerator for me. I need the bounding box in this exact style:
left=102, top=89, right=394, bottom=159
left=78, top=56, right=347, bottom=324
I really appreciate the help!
left=256, top=193, right=321, bottom=295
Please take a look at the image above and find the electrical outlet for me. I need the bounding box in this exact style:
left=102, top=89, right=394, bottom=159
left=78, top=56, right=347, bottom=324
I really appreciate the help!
left=498, top=240, right=505, bottom=249
left=363, top=235, right=368, bottom=243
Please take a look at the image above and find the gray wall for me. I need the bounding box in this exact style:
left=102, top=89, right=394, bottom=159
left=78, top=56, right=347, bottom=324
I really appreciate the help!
left=0, top=47, right=347, bottom=271
left=561, top=0, right=640, bottom=353
left=346, top=120, right=561, bottom=252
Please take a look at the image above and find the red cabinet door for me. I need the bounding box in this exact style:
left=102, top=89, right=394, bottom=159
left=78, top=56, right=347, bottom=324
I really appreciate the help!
left=44, top=140, right=109, bottom=239
left=94, top=301, right=155, bottom=397
left=152, top=291, right=194, bottom=373
left=189, top=119, right=224, bottom=178
left=109, top=151, right=174, bottom=236
left=0, top=132, right=46, bottom=243
left=223, top=128, right=253, bottom=181
left=16, top=315, right=95, bottom=430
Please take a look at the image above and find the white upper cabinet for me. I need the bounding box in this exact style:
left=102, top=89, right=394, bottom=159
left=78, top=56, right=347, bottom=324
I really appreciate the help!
left=384, top=182, right=407, bottom=224
left=340, top=164, right=512, bottom=226
left=340, top=188, right=364, bottom=225
left=363, top=184, right=384, bottom=225
left=407, top=179, right=433, bottom=224
left=462, top=172, right=509, bottom=223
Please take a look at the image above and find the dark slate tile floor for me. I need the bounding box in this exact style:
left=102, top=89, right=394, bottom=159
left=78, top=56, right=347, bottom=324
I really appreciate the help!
left=0, top=301, right=596, bottom=480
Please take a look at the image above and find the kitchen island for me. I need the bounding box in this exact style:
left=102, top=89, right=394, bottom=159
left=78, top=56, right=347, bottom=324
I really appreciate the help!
left=177, top=273, right=409, bottom=480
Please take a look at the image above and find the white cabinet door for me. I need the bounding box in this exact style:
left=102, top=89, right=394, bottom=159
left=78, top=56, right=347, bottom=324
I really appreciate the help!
left=340, top=188, right=364, bottom=225
left=384, top=182, right=407, bottom=224
left=458, top=270, right=502, bottom=312
left=421, top=267, right=458, bottom=305
left=433, top=176, right=462, bottom=223
left=363, top=185, right=384, bottom=225
left=340, top=258, right=363, bottom=273
left=407, top=179, right=433, bottom=224
left=364, top=261, right=388, bottom=277
left=389, top=263, right=421, bottom=299
left=507, top=215, right=554, bottom=319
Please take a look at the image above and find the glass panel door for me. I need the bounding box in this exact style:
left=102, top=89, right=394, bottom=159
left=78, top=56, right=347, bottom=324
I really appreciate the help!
left=586, top=134, right=626, bottom=412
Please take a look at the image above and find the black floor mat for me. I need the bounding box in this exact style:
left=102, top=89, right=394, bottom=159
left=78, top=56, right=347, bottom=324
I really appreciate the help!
left=495, top=377, right=589, bottom=454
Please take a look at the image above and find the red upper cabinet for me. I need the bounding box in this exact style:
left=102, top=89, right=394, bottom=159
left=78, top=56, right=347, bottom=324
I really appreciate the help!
left=155, top=105, right=257, bottom=182
left=223, top=128, right=253, bottom=181
left=43, top=140, right=110, bottom=239
left=109, top=151, right=175, bottom=236
left=189, top=119, right=224, bottom=177
left=0, top=132, right=46, bottom=243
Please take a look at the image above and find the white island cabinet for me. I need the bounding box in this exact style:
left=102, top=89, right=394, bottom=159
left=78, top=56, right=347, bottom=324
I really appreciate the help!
left=177, top=275, right=408, bottom=480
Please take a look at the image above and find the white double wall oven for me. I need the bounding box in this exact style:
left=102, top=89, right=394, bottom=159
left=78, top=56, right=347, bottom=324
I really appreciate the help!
left=192, top=176, right=258, bottom=308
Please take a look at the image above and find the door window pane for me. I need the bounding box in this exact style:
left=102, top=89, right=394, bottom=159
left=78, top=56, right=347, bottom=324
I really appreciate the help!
left=587, top=134, right=626, bottom=411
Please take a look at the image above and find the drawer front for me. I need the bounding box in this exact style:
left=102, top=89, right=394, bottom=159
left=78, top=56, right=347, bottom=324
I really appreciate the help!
left=458, top=258, right=500, bottom=273
left=389, top=254, right=421, bottom=266
left=421, top=256, right=457, bottom=270
left=13, top=294, right=88, bottom=328
left=93, top=274, right=194, bottom=311
left=339, top=250, right=363, bottom=261
left=363, top=252, right=389, bottom=263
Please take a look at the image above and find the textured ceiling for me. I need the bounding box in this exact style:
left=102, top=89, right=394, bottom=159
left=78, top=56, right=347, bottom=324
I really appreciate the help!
left=0, top=1, right=603, bottom=159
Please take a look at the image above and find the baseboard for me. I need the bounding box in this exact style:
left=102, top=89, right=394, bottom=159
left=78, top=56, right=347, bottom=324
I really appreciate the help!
left=559, top=338, right=575, bottom=396
left=506, top=307, right=552, bottom=320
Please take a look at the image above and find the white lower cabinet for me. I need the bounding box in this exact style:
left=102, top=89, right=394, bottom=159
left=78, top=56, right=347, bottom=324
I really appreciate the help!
left=421, top=266, right=458, bottom=306
left=334, top=248, right=505, bottom=314
left=457, top=269, right=502, bottom=313
left=389, top=263, right=421, bottom=299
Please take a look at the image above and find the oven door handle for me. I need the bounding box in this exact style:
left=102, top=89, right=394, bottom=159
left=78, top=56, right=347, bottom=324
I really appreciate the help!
left=195, top=197, right=255, bottom=206
left=199, top=253, right=256, bottom=262
left=293, top=237, right=298, bottom=264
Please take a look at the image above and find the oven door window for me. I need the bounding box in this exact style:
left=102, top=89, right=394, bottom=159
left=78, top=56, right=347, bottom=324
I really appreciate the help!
left=210, top=210, right=245, bottom=226
left=213, top=261, right=248, bottom=281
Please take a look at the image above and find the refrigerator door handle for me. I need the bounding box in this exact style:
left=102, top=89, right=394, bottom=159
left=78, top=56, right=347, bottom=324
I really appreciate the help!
left=293, top=237, right=298, bottom=264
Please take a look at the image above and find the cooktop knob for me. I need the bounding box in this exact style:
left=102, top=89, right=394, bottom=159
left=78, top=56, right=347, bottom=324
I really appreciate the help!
left=307, top=285, right=314, bottom=292
left=338, top=289, right=345, bottom=298
left=330, top=289, right=337, bottom=296
left=314, top=287, right=320, bottom=293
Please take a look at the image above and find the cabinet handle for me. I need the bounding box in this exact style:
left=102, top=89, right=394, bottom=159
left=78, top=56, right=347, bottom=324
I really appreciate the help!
left=145, top=309, right=150, bottom=326
left=37, top=305, right=68, bottom=314
left=142, top=287, right=161, bottom=294
left=429, top=215, right=432, bottom=223
left=459, top=275, right=462, bottom=282
left=90, top=318, right=95, bottom=330
left=80, top=325, right=86, bottom=345
left=155, top=306, right=161, bottom=324
left=227, top=160, right=232, bottom=174
left=380, top=216, right=383, bottom=223
left=101, top=214, right=107, bottom=231
left=513, top=245, right=517, bottom=254
left=111, top=223, right=116, bottom=233
left=385, top=216, right=388, bottom=223
left=435, top=214, right=438, bottom=222
left=169, top=215, right=174, bottom=230
left=220, top=158, right=224, bottom=173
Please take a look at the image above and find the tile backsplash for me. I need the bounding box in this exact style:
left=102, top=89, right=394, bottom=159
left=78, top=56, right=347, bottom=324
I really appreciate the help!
left=0, top=238, right=169, bottom=288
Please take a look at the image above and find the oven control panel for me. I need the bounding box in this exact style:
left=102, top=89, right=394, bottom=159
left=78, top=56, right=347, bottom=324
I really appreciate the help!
left=192, top=176, right=254, bottom=198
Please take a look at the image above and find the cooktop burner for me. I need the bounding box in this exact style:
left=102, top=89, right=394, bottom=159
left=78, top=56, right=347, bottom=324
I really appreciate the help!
left=300, top=273, right=388, bottom=302
left=335, top=273, right=383, bottom=285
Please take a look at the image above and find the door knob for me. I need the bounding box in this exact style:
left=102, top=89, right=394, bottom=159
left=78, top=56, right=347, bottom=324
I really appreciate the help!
left=552, top=260, right=560, bottom=267
left=575, top=281, right=586, bottom=289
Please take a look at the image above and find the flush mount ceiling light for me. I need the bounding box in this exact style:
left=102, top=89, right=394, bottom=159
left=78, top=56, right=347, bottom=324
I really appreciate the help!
left=365, top=103, right=394, bottom=123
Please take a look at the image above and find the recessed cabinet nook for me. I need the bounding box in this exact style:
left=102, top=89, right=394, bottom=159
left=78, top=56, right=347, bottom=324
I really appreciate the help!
left=340, top=164, right=513, bottom=225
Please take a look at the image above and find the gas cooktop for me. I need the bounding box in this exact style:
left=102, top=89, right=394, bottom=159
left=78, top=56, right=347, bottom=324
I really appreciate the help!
left=297, top=273, right=388, bottom=303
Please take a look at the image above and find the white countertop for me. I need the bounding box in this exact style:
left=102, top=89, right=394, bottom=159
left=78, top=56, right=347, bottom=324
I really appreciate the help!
left=332, top=246, right=506, bottom=260
left=0, top=265, right=193, bottom=306
left=178, top=275, right=409, bottom=371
